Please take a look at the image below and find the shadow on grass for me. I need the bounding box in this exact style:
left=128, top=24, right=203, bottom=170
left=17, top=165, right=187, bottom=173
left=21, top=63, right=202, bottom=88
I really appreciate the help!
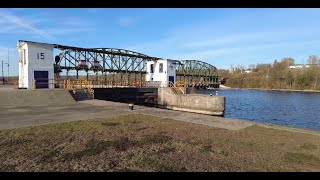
left=141, top=134, right=172, bottom=144
left=0, top=138, right=32, bottom=147
left=284, top=152, right=320, bottom=165
left=61, top=137, right=141, bottom=162
left=300, top=143, right=317, bottom=150
left=140, top=155, right=187, bottom=172
left=0, top=164, right=16, bottom=172
left=101, top=122, right=121, bottom=127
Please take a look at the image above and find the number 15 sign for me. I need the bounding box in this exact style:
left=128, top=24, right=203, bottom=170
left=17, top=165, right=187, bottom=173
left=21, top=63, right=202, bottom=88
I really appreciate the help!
left=37, top=53, right=44, bottom=60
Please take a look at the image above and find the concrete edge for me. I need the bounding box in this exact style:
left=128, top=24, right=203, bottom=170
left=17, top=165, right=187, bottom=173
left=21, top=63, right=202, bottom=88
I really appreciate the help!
left=157, top=105, right=224, bottom=116
left=256, top=123, right=320, bottom=137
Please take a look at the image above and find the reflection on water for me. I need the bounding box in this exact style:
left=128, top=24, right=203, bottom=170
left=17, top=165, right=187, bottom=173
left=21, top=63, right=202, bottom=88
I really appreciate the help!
left=197, top=89, right=320, bottom=131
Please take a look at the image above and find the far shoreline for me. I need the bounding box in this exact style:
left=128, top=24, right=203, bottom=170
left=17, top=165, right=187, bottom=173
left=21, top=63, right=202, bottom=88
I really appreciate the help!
left=215, top=86, right=320, bottom=93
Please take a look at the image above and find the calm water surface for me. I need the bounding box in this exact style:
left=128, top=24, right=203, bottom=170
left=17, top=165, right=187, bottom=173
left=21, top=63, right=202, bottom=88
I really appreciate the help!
left=198, top=89, right=320, bottom=131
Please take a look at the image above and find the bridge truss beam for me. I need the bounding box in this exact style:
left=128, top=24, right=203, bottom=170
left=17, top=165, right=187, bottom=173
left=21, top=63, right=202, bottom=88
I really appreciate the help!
left=54, top=45, right=219, bottom=85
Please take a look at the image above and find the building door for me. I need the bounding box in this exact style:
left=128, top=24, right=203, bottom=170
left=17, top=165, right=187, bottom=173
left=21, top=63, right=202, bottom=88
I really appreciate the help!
left=34, top=71, right=48, bottom=89
left=169, top=76, right=175, bottom=83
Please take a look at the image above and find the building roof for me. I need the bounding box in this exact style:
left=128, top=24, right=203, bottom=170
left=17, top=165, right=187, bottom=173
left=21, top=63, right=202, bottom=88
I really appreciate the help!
left=17, top=40, right=157, bottom=59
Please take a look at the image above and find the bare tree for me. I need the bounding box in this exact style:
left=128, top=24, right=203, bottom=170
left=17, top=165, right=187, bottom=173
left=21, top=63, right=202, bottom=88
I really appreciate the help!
left=308, top=55, right=319, bottom=65
left=223, top=55, right=320, bottom=90
left=281, top=57, right=295, bottom=67
left=248, top=64, right=256, bottom=71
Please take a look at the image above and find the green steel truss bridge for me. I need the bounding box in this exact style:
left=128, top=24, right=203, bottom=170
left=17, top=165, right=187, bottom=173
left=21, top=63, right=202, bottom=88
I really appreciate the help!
left=20, top=40, right=220, bottom=86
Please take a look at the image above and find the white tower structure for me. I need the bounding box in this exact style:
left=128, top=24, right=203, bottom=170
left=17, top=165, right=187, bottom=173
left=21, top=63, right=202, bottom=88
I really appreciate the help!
left=145, top=59, right=178, bottom=87
left=17, top=40, right=54, bottom=89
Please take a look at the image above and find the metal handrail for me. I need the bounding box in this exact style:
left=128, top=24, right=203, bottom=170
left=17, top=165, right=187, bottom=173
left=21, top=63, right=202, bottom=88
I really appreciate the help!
left=169, top=81, right=186, bottom=94
left=33, top=78, right=64, bottom=90
left=64, top=79, right=94, bottom=98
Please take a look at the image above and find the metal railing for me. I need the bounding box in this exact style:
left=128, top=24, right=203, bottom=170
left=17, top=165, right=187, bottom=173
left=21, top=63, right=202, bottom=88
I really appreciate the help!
left=32, top=79, right=189, bottom=93
left=169, top=81, right=187, bottom=94
left=33, top=79, right=65, bottom=90
left=63, top=80, right=165, bottom=88
left=64, top=79, right=94, bottom=98
left=145, top=81, right=162, bottom=88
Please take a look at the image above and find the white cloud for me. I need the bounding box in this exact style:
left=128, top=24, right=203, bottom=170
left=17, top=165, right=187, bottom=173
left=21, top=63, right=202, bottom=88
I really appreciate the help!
left=0, top=9, right=93, bottom=42
left=43, top=28, right=92, bottom=35
left=164, top=40, right=320, bottom=66
left=125, top=9, right=320, bottom=66
left=86, top=8, right=104, bottom=14
left=117, top=16, right=136, bottom=27
left=57, top=17, right=89, bottom=26
left=0, top=9, right=55, bottom=40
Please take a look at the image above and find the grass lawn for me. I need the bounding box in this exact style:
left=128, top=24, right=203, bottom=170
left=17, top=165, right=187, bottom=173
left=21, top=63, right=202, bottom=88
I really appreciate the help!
left=0, top=114, right=319, bottom=172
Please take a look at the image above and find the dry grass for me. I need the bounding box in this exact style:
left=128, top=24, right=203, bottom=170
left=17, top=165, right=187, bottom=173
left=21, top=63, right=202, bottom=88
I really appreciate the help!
left=0, top=114, right=320, bottom=172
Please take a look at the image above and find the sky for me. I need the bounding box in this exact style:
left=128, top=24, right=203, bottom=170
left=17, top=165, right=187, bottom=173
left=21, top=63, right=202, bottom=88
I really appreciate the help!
left=1, top=8, right=320, bottom=76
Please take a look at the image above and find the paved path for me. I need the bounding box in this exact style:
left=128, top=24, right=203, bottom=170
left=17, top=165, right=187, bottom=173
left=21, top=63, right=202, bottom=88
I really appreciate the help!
left=79, top=100, right=255, bottom=130
left=0, top=87, right=254, bottom=130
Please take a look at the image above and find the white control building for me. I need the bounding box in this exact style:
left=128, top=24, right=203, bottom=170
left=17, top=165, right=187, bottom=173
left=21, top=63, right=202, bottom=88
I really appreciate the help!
left=145, top=59, right=178, bottom=87
left=17, top=41, right=55, bottom=89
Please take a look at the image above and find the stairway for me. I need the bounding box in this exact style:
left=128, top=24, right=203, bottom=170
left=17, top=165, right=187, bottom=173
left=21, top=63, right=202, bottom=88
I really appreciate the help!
left=169, top=82, right=186, bottom=94
left=74, top=89, right=92, bottom=101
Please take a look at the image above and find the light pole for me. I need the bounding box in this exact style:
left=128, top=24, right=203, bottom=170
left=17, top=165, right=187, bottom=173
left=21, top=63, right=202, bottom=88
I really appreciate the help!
left=1, top=60, right=4, bottom=83
left=1, top=61, right=8, bottom=84
left=7, top=62, right=9, bottom=84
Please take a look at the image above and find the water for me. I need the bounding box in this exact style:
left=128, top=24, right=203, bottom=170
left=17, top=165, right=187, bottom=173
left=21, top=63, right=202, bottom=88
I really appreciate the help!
left=198, top=89, right=320, bottom=131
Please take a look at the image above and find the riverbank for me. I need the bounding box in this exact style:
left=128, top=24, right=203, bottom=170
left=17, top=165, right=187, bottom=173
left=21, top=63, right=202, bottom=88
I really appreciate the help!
left=217, top=87, right=320, bottom=93
left=0, top=113, right=319, bottom=172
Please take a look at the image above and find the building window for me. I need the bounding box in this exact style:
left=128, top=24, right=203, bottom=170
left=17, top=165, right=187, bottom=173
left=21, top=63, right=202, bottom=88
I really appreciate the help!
left=19, top=51, right=22, bottom=63
left=24, top=49, right=26, bottom=65
left=150, top=64, right=154, bottom=73
left=159, top=63, right=163, bottom=73
left=21, top=49, right=26, bottom=65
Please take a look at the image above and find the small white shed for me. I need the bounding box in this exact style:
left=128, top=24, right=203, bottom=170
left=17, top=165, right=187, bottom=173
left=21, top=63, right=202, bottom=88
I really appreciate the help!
left=145, top=59, right=178, bottom=87
left=17, top=40, right=54, bottom=89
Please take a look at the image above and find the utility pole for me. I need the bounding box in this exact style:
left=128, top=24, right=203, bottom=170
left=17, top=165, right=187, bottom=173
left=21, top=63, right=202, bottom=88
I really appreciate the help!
left=7, top=48, right=9, bottom=84
left=2, top=60, right=9, bottom=84
left=1, top=60, right=4, bottom=83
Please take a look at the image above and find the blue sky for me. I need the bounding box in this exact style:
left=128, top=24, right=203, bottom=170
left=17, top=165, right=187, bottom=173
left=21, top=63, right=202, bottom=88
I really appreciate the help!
left=1, top=8, right=320, bottom=76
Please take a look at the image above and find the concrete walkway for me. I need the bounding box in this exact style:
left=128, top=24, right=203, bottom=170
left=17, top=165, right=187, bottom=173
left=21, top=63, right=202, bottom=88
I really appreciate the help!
left=2, top=88, right=318, bottom=136
left=0, top=90, right=254, bottom=130
left=79, top=100, right=255, bottom=130
left=0, top=85, right=252, bottom=130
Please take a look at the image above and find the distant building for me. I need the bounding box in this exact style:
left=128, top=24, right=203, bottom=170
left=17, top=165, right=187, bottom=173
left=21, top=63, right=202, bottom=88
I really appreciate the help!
left=244, top=69, right=252, bottom=73
left=289, top=64, right=311, bottom=69
left=229, top=67, right=235, bottom=74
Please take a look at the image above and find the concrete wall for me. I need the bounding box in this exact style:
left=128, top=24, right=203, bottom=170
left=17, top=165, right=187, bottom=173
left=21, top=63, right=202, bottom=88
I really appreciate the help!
left=0, top=89, right=75, bottom=107
left=157, top=87, right=225, bottom=116
left=93, top=88, right=158, bottom=107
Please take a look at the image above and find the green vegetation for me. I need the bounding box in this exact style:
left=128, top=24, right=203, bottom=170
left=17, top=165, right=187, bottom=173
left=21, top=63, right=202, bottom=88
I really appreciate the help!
left=0, top=114, right=320, bottom=172
left=221, top=56, right=320, bottom=90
